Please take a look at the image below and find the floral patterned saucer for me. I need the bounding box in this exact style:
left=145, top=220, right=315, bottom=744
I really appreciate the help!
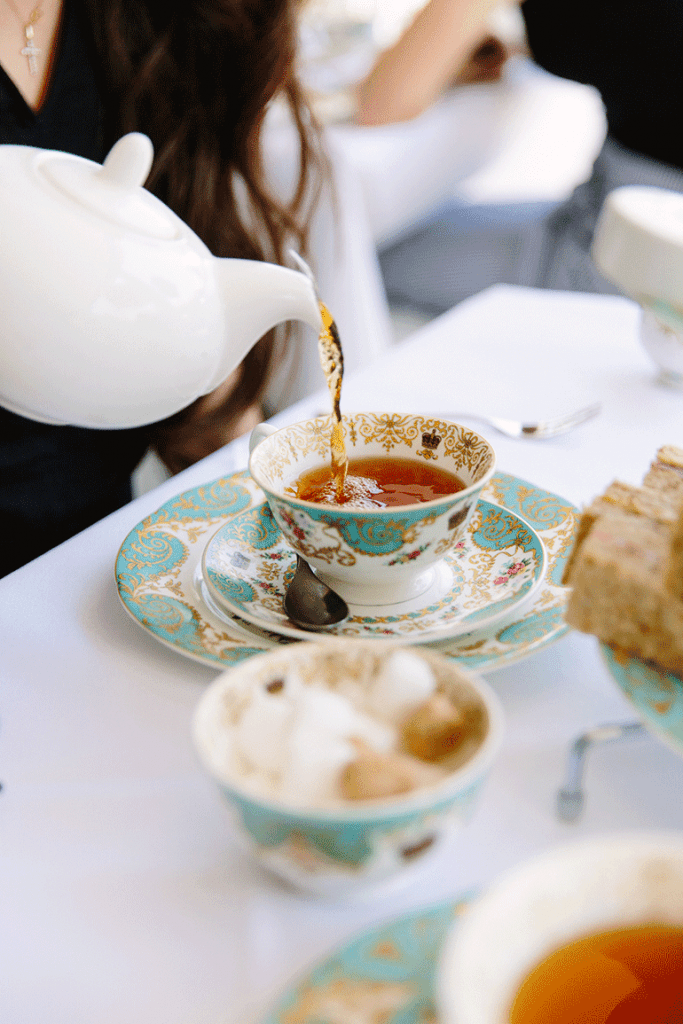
left=115, top=469, right=578, bottom=673
left=260, top=896, right=470, bottom=1024
left=600, top=643, right=683, bottom=759
left=201, top=499, right=546, bottom=644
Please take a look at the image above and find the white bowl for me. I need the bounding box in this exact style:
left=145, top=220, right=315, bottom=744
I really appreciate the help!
left=639, top=305, right=683, bottom=387
left=593, top=185, right=683, bottom=309
left=192, top=639, right=504, bottom=900
left=593, top=185, right=683, bottom=386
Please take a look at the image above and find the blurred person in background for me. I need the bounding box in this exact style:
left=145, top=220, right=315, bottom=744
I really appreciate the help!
left=521, top=0, right=683, bottom=292
left=355, top=0, right=683, bottom=305
left=0, top=0, right=325, bottom=576
left=357, top=0, right=513, bottom=126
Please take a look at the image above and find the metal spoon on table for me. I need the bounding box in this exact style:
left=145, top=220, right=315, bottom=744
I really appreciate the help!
left=284, top=555, right=349, bottom=631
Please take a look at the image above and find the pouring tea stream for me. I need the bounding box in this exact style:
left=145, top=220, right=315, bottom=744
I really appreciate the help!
left=0, top=133, right=323, bottom=428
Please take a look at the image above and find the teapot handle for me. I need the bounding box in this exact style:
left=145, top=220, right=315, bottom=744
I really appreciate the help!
left=248, top=422, right=277, bottom=455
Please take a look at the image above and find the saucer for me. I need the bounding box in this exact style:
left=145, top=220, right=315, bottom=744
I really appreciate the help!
left=115, top=469, right=578, bottom=673
left=600, top=643, right=683, bottom=760
left=201, top=498, right=546, bottom=643
left=261, top=896, right=470, bottom=1023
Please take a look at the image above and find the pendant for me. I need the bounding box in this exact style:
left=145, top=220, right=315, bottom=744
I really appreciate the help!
left=20, top=15, right=41, bottom=76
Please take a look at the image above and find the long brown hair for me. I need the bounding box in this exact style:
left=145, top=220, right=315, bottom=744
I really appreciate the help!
left=81, top=0, right=324, bottom=460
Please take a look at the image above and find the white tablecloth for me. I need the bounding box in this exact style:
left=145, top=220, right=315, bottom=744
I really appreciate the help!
left=3, top=285, right=683, bottom=1024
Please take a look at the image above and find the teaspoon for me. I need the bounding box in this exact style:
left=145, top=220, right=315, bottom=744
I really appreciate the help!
left=283, top=555, right=349, bottom=631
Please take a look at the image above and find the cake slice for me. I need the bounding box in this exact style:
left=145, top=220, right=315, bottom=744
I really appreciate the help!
left=561, top=481, right=680, bottom=586
left=563, top=445, right=683, bottom=676
left=642, top=445, right=683, bottom=506
left=666, top=506, right=683, bottom=603
left=654, top=445, right=683, bottom=471
left=599, top=479, right=682, bottom=522
left=564, top=511, right=683, bottom=675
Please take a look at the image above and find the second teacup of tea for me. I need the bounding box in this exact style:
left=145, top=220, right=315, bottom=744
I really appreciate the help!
left=248, top=412, right=496, bottom=606
left=438, top=831, right=683, bottom=1024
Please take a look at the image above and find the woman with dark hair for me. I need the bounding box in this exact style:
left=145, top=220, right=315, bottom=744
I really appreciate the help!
left=0, top=0, right=324, bottom=575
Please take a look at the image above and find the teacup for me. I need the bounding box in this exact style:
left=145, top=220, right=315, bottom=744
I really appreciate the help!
left=248, top=412, right=496, bottom=606
left=593, top=185, right=683, bottom=387
left=438, top=831, right=683, bottom=1024
left=192, top=639, right=505, bottom=901
left=639, top=305, right=683, bottom=388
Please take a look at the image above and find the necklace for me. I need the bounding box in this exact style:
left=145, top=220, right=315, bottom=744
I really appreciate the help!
left=3, top=0, right=44, bottom=76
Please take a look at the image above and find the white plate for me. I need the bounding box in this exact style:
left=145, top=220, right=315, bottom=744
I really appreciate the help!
left=201, top=498, right=546, bottom=644
left=115, top=469, right=577, bottom=673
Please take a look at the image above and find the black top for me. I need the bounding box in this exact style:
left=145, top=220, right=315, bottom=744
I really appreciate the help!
left=0, top=0, right=151, bottom=576
left=522, top=0, right=683, bottom=171
left=0, top=0, right=103, bottom=157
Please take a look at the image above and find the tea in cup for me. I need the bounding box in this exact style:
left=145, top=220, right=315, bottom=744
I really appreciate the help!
left=248, top=412, right=496, bottom=606
left=438, top=831, right=683, bottom=1024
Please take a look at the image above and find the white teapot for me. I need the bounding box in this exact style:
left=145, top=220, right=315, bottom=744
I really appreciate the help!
left=0, top=133, right=323, bottom=428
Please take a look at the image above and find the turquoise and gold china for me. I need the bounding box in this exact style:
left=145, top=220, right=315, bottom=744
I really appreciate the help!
left=261, top=896, right=471, bottom=1023
left=600, top=643, right=683, bottom=758
left=248, top=414, right=496, bottom=606
left=192, top=641, right=504, bottom=899
left=115, top=469, right=578, bottom=672
left=201, top=498, right=545, bottom=643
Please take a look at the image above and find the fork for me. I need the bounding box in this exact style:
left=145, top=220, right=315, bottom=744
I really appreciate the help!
left=439, top=402, right=602, bottom=439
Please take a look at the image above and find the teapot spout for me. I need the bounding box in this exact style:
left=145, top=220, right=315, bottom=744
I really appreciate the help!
left=207, top=257, right=322, bottom=393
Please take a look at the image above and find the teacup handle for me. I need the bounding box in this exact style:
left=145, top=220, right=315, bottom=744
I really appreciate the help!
left=248, top=422, right=277, bottom=455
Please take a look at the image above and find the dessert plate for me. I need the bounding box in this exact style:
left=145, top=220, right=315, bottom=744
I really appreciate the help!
left=600, top=643, right=683, bottom=759
left=201, top=499, right=546, bottom=643
left=115, top=470, right=578, bottom=673
left=260, top=896, right=470, bottom=1024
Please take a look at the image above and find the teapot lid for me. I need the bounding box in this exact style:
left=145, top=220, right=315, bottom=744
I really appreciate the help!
left=37, top=133, right=178, bottom=240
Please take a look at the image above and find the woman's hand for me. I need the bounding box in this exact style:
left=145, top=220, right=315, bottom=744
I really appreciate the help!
left=451, top=34, right=510, bottom=85
left=356, top=0, right=511, bottom=126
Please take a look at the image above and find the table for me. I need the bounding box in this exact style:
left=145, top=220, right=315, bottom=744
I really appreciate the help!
left=3, top=285, right=683, bottom=1024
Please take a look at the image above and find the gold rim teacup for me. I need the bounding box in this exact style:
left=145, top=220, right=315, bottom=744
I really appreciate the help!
left=248, top=412, right=496, bottom=606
